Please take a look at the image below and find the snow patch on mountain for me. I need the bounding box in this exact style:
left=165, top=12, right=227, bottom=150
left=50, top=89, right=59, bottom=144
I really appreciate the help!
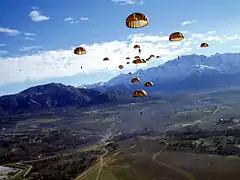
left=81, top=53, right=240, bottom=89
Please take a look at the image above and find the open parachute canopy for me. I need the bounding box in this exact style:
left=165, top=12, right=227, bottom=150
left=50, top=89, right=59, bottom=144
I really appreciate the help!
left=126, top=13, right=149, bottom=28
left=126, top=62, right=130, bottom=64
left=126, top=57, right=130, bottom=60
left=132, top=89, right=147, bottom=97
left=134, top=44, right=140, bottom=49
left=200, top=42, right=209, bottom=48
left=145, top=81, right=153, bottom=87
left=156, top=56, right=160, bottom=58
left=74, top=47, right=86, bottom=55
left=169, top=32, right=184, bottom=42
left=135, top=56, right=140, bottom=59
left=131, top=77, right=141, bottom=83
left=103, top=57, right=110, bottom=61
left=132, top=59, right=142, bottom=64
left=119, top=65, right=124, bottom=69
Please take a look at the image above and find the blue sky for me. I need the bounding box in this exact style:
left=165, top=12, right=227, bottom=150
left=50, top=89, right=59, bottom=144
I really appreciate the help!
left=1, top=0, right=240, bottom=95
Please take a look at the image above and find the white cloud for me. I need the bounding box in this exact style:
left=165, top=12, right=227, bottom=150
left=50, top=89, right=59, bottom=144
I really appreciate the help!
left=64, top=17, right=88, bottom=24
left=69, top=20, right=79, bottom=24
left=24, top=32, right=36, bottom=40
left=19, top=46, right=41, bottom=52
left=0, top=27, right=21, bottom=36
left=0, top=31, right=240, bottom=86
left=29, top=10, right=50, bottom=22
left=80, top=17, right=89, bottom=21
left=25, top=37, right=34, bottom=41
left=207, top=30, right=216, bottom=34
left=181, top=20, right=196, bottom=26
left=0, top=44, right=6, bottom=47
left=64, top=17, right=79, bottom=24
left=112, top=0, right=142, bottom=5
left=64, top=17, right=74, bottom=21
left=24, top=32, right=36, bottom=36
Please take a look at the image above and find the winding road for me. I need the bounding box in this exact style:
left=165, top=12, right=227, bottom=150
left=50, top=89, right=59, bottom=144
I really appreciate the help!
left=96, top=148, right=108, bottom=180
left=182, top=105, right=220, bottom=127
left=75, top=143, right=136, bottom=180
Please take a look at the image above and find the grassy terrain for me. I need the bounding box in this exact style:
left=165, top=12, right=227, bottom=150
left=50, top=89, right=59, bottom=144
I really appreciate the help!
left=81, top=137, right=240, bottom=180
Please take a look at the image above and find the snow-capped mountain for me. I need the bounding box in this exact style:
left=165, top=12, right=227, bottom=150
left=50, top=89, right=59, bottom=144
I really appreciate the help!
left=81, top=53, right=240, bottom=90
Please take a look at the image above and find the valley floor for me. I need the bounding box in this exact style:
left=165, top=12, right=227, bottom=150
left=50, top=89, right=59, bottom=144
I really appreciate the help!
left=2, top=89, right=240, bottom=179
left=75, top=137, right=240, bottom=180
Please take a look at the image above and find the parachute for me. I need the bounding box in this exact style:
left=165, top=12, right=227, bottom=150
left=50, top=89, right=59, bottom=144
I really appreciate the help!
left=200, top=43, right=209, bottom=64
left=156, top=56, right=160, bottom=58
left=119, top=65, right=124, bottom=69
left=74, top=47, right=86, bottom=55
left=132, top=59, right=142, bottom=64
left=126, top=62, right=130, bottom=64
left=132, top=90, right=147, bottom=97
left=103, top=57, right=110, bottom=61
left=169, top=32, right=184, bottom=41
left=126, top=13, right=149, bottom=28
left=135, top=56, right=140, bottom=59
left=145, top=81, right=153, bottom=87
left=126, top=57, right=130, bottom=60
left=200, top=43, right=209, bottom=48
left=131, top=77, right=141, bottom=83
left=134, top=45, right=140, bottom=49
left=128, top=72, right=132, bottom=75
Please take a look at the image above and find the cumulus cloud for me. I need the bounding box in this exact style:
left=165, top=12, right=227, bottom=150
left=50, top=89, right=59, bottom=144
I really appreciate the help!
left=181, top=20, right=196, bottom=26
left=0, top=27, right=21, bottom=36
left=0, top=31, right=240, bottom=86
left=112, top=0, right=143, bottom=5
left=29, top=10, right=50, bottom=22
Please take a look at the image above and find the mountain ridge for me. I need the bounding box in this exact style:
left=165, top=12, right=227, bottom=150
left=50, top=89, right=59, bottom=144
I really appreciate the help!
left=1, top=52, right=240, bottom=114
left=80, top=53, right=240, bottom=91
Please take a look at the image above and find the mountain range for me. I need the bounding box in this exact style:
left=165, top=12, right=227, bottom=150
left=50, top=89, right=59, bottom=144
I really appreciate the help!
left=1, top=52, right=240, bottom=114
left=81, top=53, right=240, bottom=92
